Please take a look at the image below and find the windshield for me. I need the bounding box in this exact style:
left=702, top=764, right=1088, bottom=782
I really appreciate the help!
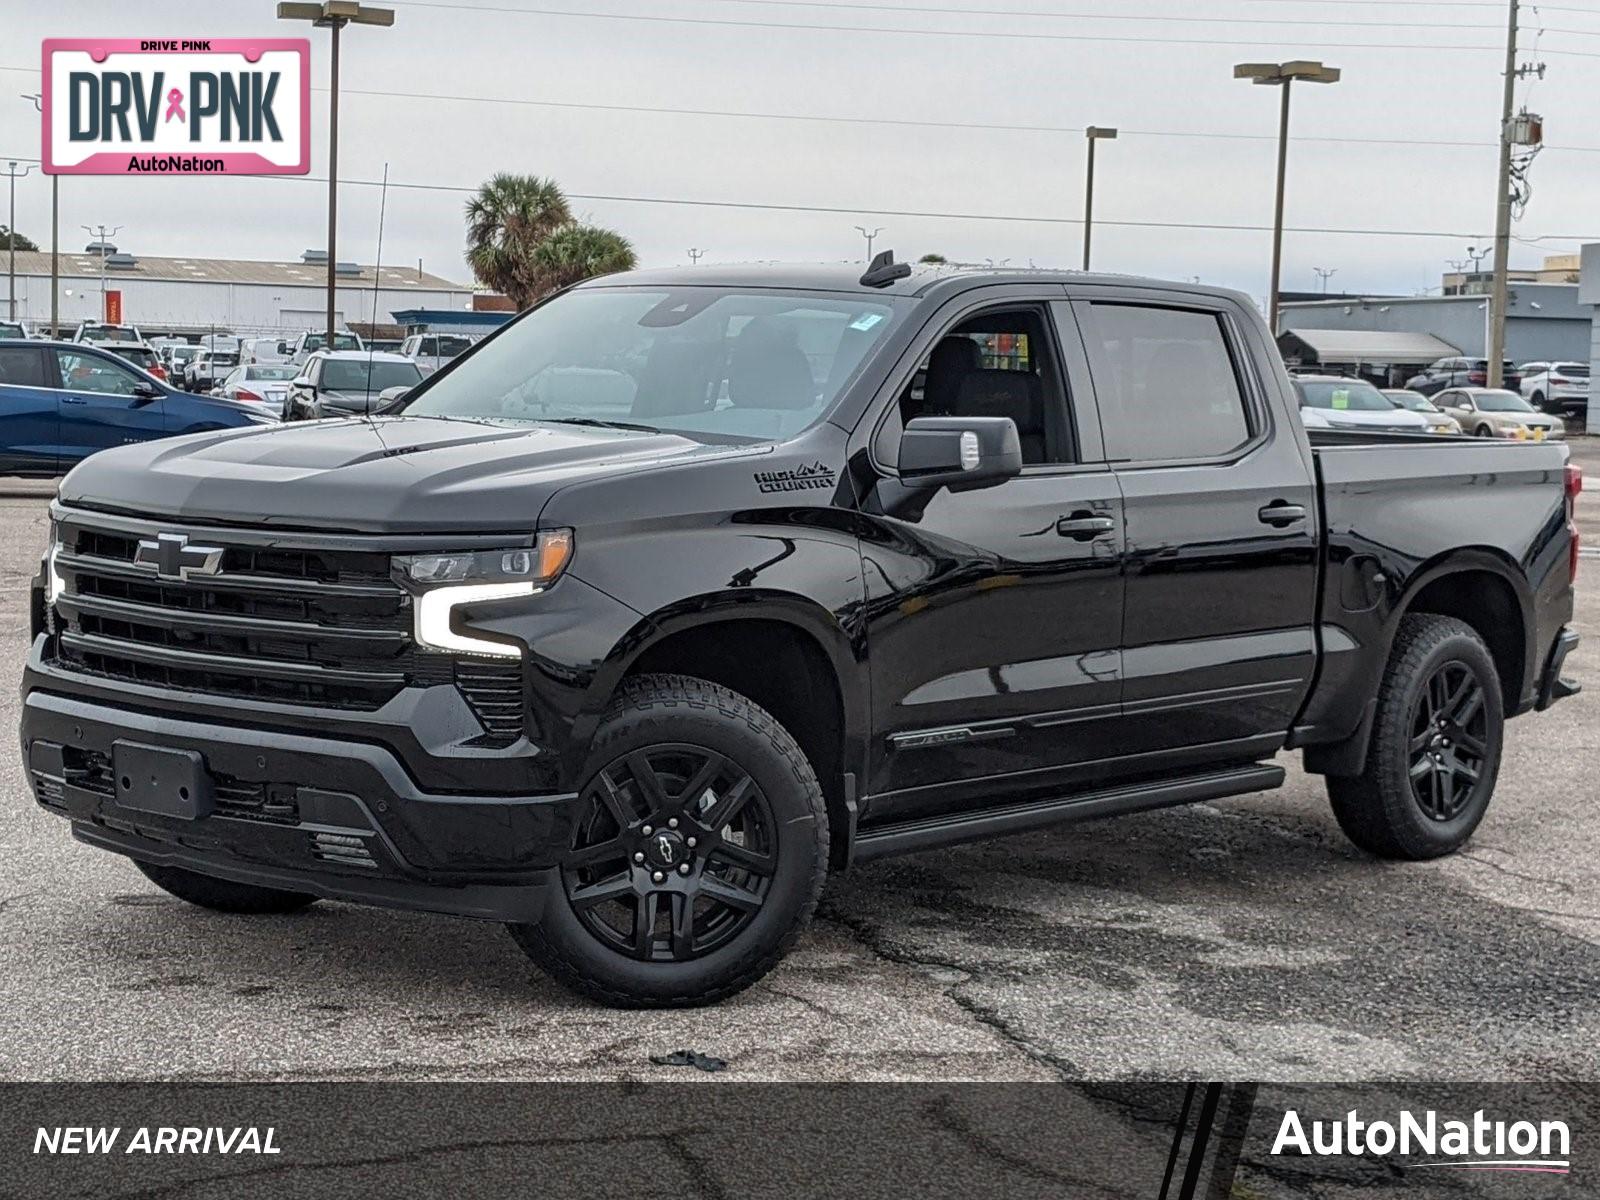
left=1384, top=390, right=1437, bottom=413
left=171, top=346, right=197, bottom=360
left=1297, top=380, right=1396, bottom=412
left=247, top=365, right=297, bottom=381
left=115, top=348, right=159, bottom=368
left=209, top=353, right=238, bottom=368
left=1474, top=389, right=1535, bottom=412
left=305, top=332, right=362, bottom=352
left=322, top=359, right=423, bottom=392
left=404, top=287, right=900, bottom=441
left=0, top=322, right=24, bottom=339
left=85, top=325, right=138, bottom=342
left=419, top=335, right=473, bottom=357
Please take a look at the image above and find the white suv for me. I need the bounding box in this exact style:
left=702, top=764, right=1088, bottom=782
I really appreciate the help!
left=1519, top=361, right=1589, bottom=418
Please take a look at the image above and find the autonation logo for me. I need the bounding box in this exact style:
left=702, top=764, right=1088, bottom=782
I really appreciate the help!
left=1272, top=1108, right=1571, bottom=1175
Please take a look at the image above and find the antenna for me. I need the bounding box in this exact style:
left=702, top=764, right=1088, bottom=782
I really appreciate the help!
left=860, top=249, right=911, bottom=288
left=365, top=162, right=389, bottom=412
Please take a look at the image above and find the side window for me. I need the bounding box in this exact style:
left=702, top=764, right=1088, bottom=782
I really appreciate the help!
left=1081, top=304, right=1253, bottom=463
left=894, top=305, right=1075, bottom=466
left=0, top=346, right=47, bottom=388
left=54, top=350, right=142, bottom=396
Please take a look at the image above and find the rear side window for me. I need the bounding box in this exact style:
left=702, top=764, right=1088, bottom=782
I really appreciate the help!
left=1081, top=304, right=1252, bottom=462
left=0, top=345, right=47, bottom=388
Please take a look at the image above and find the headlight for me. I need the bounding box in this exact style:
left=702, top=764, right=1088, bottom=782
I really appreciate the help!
left=396, top=530, right=573, bottom=659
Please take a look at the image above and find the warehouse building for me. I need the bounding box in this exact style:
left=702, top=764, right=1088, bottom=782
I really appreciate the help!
left=3, top=247, right=475, bottom=339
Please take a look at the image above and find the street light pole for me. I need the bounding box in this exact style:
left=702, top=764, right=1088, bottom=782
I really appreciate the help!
left=23, top=94, right=58, bottom=336
left=1235, top=60, right=1341, bottom=334
left=4, top=160, right=35, bottom=321
left=278, top=2, right=395, bottom=350
left=855, top=225, right=883, bottom=261
left=1082, top=126, right=1118, bottom=271
left=81, top=223, right=123, bottom=321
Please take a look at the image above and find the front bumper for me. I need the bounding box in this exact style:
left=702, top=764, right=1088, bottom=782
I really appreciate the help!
left=21, top=688, right=577, bottom=922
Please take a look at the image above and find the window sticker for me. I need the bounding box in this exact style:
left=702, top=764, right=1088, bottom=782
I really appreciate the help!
left=1331, top=388, right=1350, bottom=410
left=849, top=312, right=885, bottom=332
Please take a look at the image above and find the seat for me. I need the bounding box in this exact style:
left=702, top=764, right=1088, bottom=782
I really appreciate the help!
left=727, top=319, right=816, bottom=410
left=631, top=339, right=719, bottom=418
left=951, top=369, right=1047, bottom=463
left=920, top=336, right=982, bottom=417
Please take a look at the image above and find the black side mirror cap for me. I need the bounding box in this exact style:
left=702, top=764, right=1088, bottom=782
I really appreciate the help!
left=899, top=415, right=1023, bottom=492
left=374, top=385, right=412, bottom=415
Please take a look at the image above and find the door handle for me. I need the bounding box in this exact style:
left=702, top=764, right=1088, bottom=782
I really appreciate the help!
left=61, top=397, right=87, bottom=405
left=1258, top=502, right=1307, bottom=527
left=1056, top=513, right=1116, bottom=541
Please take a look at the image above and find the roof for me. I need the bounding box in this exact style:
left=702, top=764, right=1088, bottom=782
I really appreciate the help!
left=3, top=250, right=470, bottom=291
left=1279, top=328, right=1460, bottom=363
left=313, top=349, right=414, bottom=362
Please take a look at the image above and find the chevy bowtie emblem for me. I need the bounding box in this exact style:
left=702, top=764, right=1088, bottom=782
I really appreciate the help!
left=133, top=533, right=224, bottom=581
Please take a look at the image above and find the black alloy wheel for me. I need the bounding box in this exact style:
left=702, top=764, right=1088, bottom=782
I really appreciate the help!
left=562, top=745, right=777, bottom=963
left=1407, top=661, right=1490, bottom=822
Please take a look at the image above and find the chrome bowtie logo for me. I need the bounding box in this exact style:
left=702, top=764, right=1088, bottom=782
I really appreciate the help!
left=654, top=834, right=680, bottom=866
left=133, top=533, right=224, bottom=581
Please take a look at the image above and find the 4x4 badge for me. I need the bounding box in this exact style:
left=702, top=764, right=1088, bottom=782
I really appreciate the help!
left=133, top=532, right=224, bottom=581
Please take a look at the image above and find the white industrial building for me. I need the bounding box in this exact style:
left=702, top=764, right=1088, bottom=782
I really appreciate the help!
left=2, top=246, right=475, bottom=339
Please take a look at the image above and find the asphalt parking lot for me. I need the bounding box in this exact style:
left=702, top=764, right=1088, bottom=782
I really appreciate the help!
left=2, top=442, right=1597, bottom=1083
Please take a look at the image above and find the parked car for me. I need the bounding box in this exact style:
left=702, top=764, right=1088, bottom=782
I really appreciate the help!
left=0, top=320, right=27, bottom=340
left=1382, top=388, right=1462, bottom=434
left=21, top=263, right=1581, bottom=1008
left=184, top=346, right=239, bottom=393
left=284, top=328, right=364, bottom=367
left=1405, top=356, right=1521, bottom=396
left=1518, top=360, right=1589, bottom=418
left=283, top=350, right=424, bottom=420
left=0, top=338, right=276, bottom=476
left=1436, top=387, right=1566, bottom=440
left=105, top=341, right=170, bottom=383
left=1293, top=375, right=1434, bottom=433
left=400, top=332, right=476, bottom=377
left=164, top=343, right=200, bottom=378
left=72, top=321, right=146, bottom=346
left=216, top=363, right=298, bottom=407
left=240, top=336, right=290, bottom=366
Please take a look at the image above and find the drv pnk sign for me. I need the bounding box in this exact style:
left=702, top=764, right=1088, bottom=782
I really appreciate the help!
left=42, top=39, right=310, bottom=175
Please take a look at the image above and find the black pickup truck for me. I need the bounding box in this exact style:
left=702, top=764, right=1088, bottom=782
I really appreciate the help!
left=22, top=260, right=1583, bottom=1007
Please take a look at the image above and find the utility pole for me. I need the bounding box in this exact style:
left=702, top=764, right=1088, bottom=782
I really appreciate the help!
left=1486, top=0, right=1519, bottom=387
left=855, top=225, right=883, bottom=261
left=4, top=160, right=34, bottom=321
left=687, top=247, right=706, bottom=265
left=1313, top=267, right=1337, bottom=295
left=23, top=94, right=58, bottom=337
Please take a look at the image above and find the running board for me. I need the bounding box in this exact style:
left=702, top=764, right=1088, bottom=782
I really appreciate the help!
left=852, top=763, right=1286, bottom=863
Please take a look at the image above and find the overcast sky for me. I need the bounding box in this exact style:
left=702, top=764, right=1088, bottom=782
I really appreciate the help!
left=5, top=0, right=1597, bottom=306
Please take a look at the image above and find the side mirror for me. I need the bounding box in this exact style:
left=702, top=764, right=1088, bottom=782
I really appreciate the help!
left=130, top=382, right=162, bottom=404
left=375, top=385, right=412, bottom=415
left=292, top=376, right=316, bottom=395
left=277, top=341, right=288, bottom=355
left=898, top=416, right=1023, bottom=492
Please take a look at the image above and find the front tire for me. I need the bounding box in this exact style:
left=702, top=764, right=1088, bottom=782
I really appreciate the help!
left=1327, top=614, right=1504, bottom=860
left=134, top=862, right=318, bottom=914
left=510, top=673, right=829, bottom=1008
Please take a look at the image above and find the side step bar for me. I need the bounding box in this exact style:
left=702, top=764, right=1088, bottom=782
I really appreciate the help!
left=852, top=763, right=1286, bottom=864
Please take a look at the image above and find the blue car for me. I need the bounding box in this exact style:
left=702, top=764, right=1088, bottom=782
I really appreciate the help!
left=0, top=339, right=277, bottom=476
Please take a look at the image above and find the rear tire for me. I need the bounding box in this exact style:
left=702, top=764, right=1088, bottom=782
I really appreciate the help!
left=1327, top=614, right=1504, bottom=860
left=510, top=673, right=829, bottom=1008
left=134, top=861, right=318, bottom=914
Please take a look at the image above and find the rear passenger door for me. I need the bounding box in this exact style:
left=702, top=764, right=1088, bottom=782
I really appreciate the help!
left=1070, top=289, right=1319, bottom=764
left=0, top=344, right=58, bottom=475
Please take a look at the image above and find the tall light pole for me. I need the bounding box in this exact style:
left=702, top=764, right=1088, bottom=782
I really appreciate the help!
left=278, top=2, right=395, bottom=349
left=1082, top=126, right=1117, bottom=271
left=81, top=223, right=123, bottom=320
left=1313, top=266, right=1337, bottom=294
left=22, top=94, right=58, bottom=336
left=687, top=247, right=706, bottom=265
left=855, top=225, right=883, bottom=261
left=1234, top=60, right=1341, bottom=333
left=4, top=160, right=34, bottom=321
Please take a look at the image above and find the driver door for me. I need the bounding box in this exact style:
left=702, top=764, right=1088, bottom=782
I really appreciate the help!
left=52, top=348, right=167, bottom=465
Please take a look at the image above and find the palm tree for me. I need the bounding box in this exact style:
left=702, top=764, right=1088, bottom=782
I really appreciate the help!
left=463, top=173, right=572, bottom=307
left=530, top=224, right=638, bottom=297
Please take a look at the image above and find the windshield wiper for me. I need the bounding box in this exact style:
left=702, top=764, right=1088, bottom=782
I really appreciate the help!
left=544, top=417, right=661, bottom=434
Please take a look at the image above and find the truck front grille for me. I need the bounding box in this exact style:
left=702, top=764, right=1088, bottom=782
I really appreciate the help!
left=48, top=510, right=482, bottom=717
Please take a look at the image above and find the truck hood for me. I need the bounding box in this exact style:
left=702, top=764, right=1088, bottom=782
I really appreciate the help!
left=58, top=415, right=754, bottom=533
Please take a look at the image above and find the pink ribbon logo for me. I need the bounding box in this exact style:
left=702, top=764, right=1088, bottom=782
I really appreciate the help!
left=164, top=88, right=185, bottom=123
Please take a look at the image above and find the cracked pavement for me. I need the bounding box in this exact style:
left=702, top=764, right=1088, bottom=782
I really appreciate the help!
left=2, top=442, right=1597, bottom=1082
